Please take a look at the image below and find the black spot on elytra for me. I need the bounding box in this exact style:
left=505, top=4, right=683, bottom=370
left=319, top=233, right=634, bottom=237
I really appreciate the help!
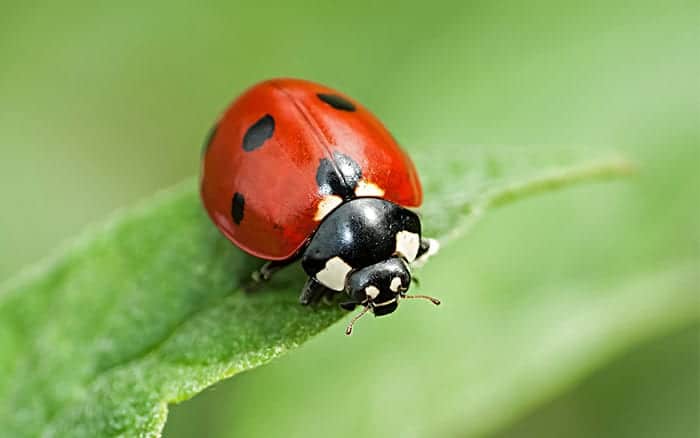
left=231, top=192, right=245, bottom=224
left=242, top=114, right=275, bottom=151
left=316, top=151, right=362, bottom=199
left=201, top=123, right=218, bottom=156
left=317, top=93, right=356, bottom=112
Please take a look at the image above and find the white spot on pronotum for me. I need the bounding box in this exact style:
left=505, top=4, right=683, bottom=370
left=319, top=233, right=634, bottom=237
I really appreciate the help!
left=395, top=230, right=420, bottom=262
left=412, top=238, right=440, bottom=268
left=354, top=180, right=385, bottom=197
left=316, top=256, right=352, bottom=291
left=365, top=285, right=380, bottom=299
left=389, top=277, right=402, bottom=292
left=314, top=195, right=343, bottom=221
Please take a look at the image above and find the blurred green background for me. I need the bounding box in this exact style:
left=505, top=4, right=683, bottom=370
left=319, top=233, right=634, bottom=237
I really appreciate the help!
left=1, top=1, right=698, bottom=437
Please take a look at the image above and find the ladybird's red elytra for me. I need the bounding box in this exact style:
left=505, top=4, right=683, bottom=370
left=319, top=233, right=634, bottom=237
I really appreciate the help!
left=200, top=78, right=440, bottom=334
left=201, top=78, right=421, bottom=260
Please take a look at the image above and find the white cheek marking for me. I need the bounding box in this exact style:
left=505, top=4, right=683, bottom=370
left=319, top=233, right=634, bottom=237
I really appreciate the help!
left=314, top=195, right=343, bottom=221
left=365, top=285, right=380, bottom=299
left=354, top=180, right=385, bottom=197
left=389, top=277, right=402, bottom=292
left=395, top=230, right=420, bottom=262
left=412, top=238, right=440, bottom=268
left=315, top=256, right=352, bottom=291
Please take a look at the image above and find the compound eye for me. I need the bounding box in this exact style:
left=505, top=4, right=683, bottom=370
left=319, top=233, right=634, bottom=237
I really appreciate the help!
left=365, top=285, right=380, bottom=300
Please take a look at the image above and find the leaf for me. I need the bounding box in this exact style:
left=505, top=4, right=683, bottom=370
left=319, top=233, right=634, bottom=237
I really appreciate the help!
left=0, top=147, right=631, bottom=437
left=163, top=145, right=699, bottom=438
left=164, top=261, right=699, bottom=438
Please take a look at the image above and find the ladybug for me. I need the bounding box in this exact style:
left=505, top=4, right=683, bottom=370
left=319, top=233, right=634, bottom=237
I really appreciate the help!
left=200, top=78, right=440, bottom=334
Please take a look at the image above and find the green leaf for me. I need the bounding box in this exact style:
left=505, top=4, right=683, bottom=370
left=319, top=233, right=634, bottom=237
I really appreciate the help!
left=163, top=144, right=699, bottom=438
left=0, top=148, right=631, bottom=437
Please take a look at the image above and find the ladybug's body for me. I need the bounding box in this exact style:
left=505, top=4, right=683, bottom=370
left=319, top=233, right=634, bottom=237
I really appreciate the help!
left=201, top=78, right=439, bottom=334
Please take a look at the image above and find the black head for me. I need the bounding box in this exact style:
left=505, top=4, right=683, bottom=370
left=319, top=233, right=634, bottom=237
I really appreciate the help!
left=340, top=257, right=441, bottom=335
left=345, top=258, right=410, bottom=316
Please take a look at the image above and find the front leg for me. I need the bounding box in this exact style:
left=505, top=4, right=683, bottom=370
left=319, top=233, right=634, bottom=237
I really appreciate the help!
left=299, top=277, right=335, bottom=305
left=412, top=237, right=440, bottom=268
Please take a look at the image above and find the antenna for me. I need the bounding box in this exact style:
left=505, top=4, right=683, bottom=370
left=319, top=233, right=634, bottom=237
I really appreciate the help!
left=402, top=294, right=441, bottom=306
left=345, top=306, right=371, bottom=335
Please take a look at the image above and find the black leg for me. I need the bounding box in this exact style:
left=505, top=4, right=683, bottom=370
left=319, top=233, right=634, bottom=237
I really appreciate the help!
left=299, top=277, right=335, bottom=305
left=244, top=255, right=301, bottom=293
left=339, top=301, right=359, bottom=311
left=251, top=255, right=300, bottom=283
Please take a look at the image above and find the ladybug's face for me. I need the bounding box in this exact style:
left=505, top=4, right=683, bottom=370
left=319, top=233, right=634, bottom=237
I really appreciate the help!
left=345, top=258, right=411, bottom=316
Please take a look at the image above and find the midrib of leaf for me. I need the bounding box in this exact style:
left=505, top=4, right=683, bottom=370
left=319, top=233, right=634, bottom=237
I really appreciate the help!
left=436, top=154, right=634, bottom=244
left=0, top=150, right=633, bottom=437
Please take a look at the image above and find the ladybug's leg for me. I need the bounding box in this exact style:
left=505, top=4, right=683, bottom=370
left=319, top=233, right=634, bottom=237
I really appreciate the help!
left=412, top=237, right=440, bottom=268
left=251, top=256, right=300, bottom=283
left=299, top=278, right=334, bottom=305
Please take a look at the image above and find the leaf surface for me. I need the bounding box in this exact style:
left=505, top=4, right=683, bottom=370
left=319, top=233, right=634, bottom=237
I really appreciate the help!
left=0, top=147, right=632, bottom=437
